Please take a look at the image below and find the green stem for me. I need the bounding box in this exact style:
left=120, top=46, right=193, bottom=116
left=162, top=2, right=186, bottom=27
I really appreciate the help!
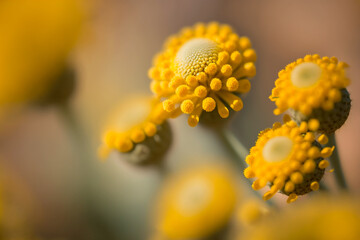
left=58, top=103, right=116, bottom=238
left=319, top=182, right=329, bottom=191
left=328, top=134, right=348, bottom=190
left=216, top=128, right=276, bottom=207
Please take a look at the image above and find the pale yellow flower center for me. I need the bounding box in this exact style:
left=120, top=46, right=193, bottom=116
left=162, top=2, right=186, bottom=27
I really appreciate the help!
left=262, top=136, right=293, bottom=162
left=291, top=62, right=322, bottom=88
left=174, top=38, right=220, bottom=78
left=177, top=177, right=212, bottom=215
left=109, top=98, right=151, bottom=132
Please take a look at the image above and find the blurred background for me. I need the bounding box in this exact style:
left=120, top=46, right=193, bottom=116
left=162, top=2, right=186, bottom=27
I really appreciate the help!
left=0, top=0, right=359, bottom=239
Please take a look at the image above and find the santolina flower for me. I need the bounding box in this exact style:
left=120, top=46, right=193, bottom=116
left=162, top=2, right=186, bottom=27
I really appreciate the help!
left=0, top=0, right=84, bottom=108
left=99, top=96, right=171, bottom=165
left=148, top=22, right=256, bottom=127
left=239, top=195, right=360, bottom=240
left=153, top=164, right=237, bottom=239
left=244, top=117, right=334, bottom=203
left=270, top=55, right=351, bottom=134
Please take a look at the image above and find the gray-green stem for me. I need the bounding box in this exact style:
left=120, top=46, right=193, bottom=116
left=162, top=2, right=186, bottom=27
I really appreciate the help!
left=215, top=128, right=276, bottom=207
left=328, top=134, right=348, bottom=190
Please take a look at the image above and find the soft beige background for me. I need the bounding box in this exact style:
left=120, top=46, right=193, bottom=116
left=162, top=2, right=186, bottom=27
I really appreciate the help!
left=1, top=0, right=359, bottom=239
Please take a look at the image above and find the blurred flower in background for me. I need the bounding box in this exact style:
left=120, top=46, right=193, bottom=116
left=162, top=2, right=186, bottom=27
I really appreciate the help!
left=0, top=0, right=84, bottom=109
left=239, top=194, right=360, bottom=240
left=152, top=164, right=238, bottom=240
left=99, top=95, right=172, bottom=164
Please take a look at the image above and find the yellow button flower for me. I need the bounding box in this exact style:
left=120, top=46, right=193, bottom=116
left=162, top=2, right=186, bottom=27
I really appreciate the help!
left=270, top=55, right=351, bottom=134
left=99, top=96, right=171, bottom=165
left=0, top=0, right=84, bottom=107
left=149, top=22, right=256, bottom=127
left=239, top=195, right=360, bottom=240
left=153, top=164, right=237, bottom=239
left=244, top=117, right=334, bottom=203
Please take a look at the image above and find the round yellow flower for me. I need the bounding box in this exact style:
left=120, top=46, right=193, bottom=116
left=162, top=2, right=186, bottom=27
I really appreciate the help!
left=99, top=96, right=171, bottom=165
left=270, top=55, right=351, bottom=134
left=239, top=195, right=360, bottom=240
left=244, top=117, right=334, bottom=203
left=154, top=164, right=237, bottom=239
left=0, top=0, right=84, bottom=107
left=149, top=22, right=256, bottom=127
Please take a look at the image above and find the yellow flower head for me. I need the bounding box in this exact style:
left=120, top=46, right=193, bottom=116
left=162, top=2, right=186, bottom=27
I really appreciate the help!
left=149, top=22, right=256, bottom=127
left=154, top=164, right=237, bottom=239
left=244, top=117, right=334, bottom=203
left=0, top=0, right=84, bottom=107
left=99, top=96, right=171, bottom=165
left=270, top=55, right=351, bottom=134
left=240, top=195, right=360, bottom=240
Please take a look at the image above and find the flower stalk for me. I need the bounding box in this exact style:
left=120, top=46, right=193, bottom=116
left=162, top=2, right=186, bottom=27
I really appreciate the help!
left=216, top=127, right=276, bottom=207
left=328, top=134, right=348, bottom=190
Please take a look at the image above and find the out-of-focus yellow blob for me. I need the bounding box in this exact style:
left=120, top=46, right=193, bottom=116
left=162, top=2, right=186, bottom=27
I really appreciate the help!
left=154, top=164, right=238, bottom=239
left=0, top=0, right=84, bottom=107
left=239, top=195, right=360, bottom=240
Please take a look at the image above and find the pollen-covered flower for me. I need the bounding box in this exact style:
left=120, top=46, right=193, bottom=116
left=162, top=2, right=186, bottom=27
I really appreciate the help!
left=244, top=118, right=334, bottom=203
left=99, top=96, right=172, bottom=165
left=0, top=0, right=84, bottom=108
left=240, top=195, right=360, bottom=240
left=270, top=55, right=351, bottom=134
left=148, top=22, right=256, bottom=127
left=153, top=164, right=237, bottom=239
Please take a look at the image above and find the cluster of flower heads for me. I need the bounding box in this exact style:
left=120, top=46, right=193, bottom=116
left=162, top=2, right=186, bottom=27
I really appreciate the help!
left=244, top=54, right=352, bottom=203
left=99, top=97, right=171, bottom=164
left=244, top=116, right=334, bottom=203
left=270, top=54, right=351, bottom=134
left=148, top=22, right=256, bottom=127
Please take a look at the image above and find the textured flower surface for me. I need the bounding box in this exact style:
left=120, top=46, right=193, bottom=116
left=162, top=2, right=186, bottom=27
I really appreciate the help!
left=0, top=0, right=84, bottom=107
left=153, top=164, right=237, bottom=239
left=239, top=195, right=360, bottom=240
left=270, top=55, right=351, bottom=133
left=244, top=117, right=334, bottom=203
left=149, top=22, right=256, bottom=127
left=99, top=96, right=171, bottom=164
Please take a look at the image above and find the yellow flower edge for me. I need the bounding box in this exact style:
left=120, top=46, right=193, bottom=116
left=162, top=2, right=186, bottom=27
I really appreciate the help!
left=244, top=117, right=334, bottom=203
left=270, top=54, right=350, bottom=116
left=149, top=22, right=256, bottom=127
left=99, top=96, right=169, bottom=159
left=239, top=195, right=360, bottom=240
left=0, top=0, right=84, bottom=107
left=154, top=165, right=237, bottom=239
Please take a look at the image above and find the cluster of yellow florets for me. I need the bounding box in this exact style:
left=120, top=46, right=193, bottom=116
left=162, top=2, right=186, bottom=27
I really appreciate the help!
left=244, top=116, right=334, bottom=203
left=270, top=55, right=349, bottom=116
left=148, top=22, right=256, bottom=127
left=99, top=97, right=169, bottom=158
